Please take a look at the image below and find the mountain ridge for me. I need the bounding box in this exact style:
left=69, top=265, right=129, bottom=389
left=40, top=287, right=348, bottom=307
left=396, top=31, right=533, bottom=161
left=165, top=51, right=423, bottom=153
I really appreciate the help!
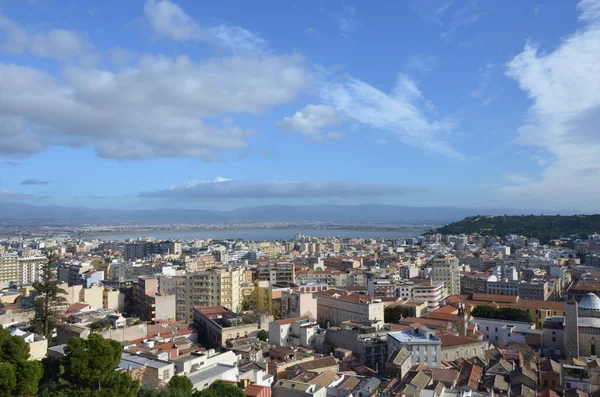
left=0, top=201, right=566, bottom=225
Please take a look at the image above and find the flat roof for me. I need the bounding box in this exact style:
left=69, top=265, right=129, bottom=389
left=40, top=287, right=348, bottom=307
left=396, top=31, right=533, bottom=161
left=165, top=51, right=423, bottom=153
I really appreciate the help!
left=187, top=363, right=237, bottom=385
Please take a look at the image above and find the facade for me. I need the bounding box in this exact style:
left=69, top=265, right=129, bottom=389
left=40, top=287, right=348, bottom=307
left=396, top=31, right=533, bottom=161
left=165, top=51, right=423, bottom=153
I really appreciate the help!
left=124, top=241, right=181, bottom=260
left=193, top=306, right=259, bottom=348
left=315, top=290, right=384, bottom=327
left=431, top=255, right=461, bottom=295
left=0, top=254, right=47, bottom=285
left=387, top=326, right=442, bottom=368
left=280, top=290, right=318, bottom=319
left=159, top=266, right=246, bottom=320
left=323, top=325, right=389, bottom=372
left=472, top=318, right=537, bottom=345
left=257, top=262, right=295, bottom=284
left=137, top=276, right=175, bottom=321
left=542, top=316, right=565, bottom=358
left=269, top=316, right=318, bottom=348
left=412, top=280, right=446, bottom=312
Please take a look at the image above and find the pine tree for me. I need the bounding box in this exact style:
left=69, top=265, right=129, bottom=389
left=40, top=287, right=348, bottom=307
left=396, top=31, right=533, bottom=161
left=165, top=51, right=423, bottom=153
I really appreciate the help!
left=30, top=254, right=67, bottom=340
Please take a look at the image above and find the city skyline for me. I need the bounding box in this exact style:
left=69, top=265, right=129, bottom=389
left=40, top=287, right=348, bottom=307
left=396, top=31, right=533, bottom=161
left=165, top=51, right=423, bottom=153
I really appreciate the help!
left=1, top=0, right=599, bottom=212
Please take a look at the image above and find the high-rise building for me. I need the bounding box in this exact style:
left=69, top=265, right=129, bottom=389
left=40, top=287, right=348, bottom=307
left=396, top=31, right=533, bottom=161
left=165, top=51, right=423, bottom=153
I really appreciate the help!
left=431, top=254, right=460, bottom=295
left=124, top=241, right=181, bottom=260
left=159, top=266, right=246, bottom=320
left=0, top=254, right=47, bottom=285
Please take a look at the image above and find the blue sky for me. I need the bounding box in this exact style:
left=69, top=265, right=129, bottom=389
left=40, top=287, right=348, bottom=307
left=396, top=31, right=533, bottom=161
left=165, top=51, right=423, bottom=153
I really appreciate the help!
left=0, top=0, right=598, bottom=211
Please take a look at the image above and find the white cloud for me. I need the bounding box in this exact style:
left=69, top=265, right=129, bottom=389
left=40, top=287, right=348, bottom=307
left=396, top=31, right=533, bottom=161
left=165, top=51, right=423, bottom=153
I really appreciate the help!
left=0, top=52, right=306, bottom=160
left=144, top=0, right=266, bottom=52
left=470, top=62, right=495, bottom=103
left=140, top=179, right=423, bottom=199
left=338, top=5, right=358, bottom=38
left=278, top=104, right=346, bottom=140
left=403, top=53, right=438, bottom=74
left=501, top=0, right=600, bottom=210
left=319, top=73, right=461, bottom=159
left=0, top=15, right=92, bottom=61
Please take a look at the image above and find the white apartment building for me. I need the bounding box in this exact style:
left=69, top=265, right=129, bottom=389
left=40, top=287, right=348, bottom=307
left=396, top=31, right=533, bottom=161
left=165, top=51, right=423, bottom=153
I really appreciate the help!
left=280, top=289, right=318, bottom=319
left=315, top=290, right=384, bottom=327
left=412, top=280, right=446, bottom=312
left=159, top=266, right=245, bottom=320
left=387, top=326, right=442, bottom=368
left=431, top=254, right=461, bottom=295
left=400, top=264, right=419, bottom=279
left=269, top=316, right=319, bottom=347
left=0, top=254, right=47, bottom=285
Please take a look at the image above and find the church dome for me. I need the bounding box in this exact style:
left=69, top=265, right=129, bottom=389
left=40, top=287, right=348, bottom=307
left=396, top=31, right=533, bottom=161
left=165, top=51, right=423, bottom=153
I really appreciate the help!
left=579, top=293, right=600, bottom=311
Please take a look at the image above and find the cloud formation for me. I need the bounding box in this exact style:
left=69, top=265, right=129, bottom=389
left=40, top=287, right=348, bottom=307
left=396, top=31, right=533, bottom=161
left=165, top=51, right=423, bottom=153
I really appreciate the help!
left=21, top=179, right=49, bottom=185
left=0, top=51, right=305, bottom=160
left=278, top=105, right=346, bottom=141
left=501, top=0, right=600, bottom=210
left=140, top=178, right=422, bottom=199
left=144, top=0, right=266, bottom=52
left=319, top=73, right=461, bottom=159
left=0, top=15, right=92, bottom=61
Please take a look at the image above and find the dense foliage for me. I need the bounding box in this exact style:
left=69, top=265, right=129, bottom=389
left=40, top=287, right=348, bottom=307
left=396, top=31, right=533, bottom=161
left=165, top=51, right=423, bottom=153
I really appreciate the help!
left=471, top=306, right=533, bottom=323
left=40, top=333, right=139, bottom=396
left=0, top=327, right=44, bottom=396
left=384, top=306, right=414, bottom=323
left=257, top=330, right=268, bottom=341
left=137, top=381, right=244, bottom=397
left=167, top=376, right=193, bottom=394
left=431, top=214, right=600, bottom=244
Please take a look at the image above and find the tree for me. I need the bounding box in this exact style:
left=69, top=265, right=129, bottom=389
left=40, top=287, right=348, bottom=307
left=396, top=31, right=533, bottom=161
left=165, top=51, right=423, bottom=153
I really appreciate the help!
left=61, top=334, right=139, bottom=396
left=257, top=330, right=268, bottom=342
left=192, top=381, right=244, bottom=397
left=471, top=306, right=532, bottom=323
left=15, top=360, right=44, bottom=397
left=30, top=254, right=67, bottom=339
left=168, top=376, right=193, bottom=394
left=0, top=326, right=30, bottom=363
left=0, top=362, right=16, bottom=395
left=384, top=306, right=413, bottom=323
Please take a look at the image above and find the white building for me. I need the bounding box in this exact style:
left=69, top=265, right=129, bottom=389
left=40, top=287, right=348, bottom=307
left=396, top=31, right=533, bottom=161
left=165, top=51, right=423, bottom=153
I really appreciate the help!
left=272, top=380, right=327, bottom=397
left=387, top=326, right=442, bottom=368
left=471, top=318, right=537, bottom=345
left=314, top=290, right=384, bottom=328
left=269, top=316, right=319, bottom=347
left=412, top=280, right=446, bottom=312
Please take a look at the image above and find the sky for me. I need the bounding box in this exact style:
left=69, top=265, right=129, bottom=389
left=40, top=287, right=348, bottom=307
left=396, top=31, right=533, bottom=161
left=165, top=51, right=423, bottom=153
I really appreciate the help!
left=0, top=0, right=599, bottom=212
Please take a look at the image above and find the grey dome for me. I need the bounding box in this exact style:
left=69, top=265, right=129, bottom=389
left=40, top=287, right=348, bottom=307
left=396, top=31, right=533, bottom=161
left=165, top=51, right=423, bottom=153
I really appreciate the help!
left=579, top=293, right=600, bottom=311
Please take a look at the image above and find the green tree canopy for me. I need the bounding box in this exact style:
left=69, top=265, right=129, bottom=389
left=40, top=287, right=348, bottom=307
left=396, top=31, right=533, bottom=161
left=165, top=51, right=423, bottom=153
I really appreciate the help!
left=384, top=306, right=414, bottom=323
left=257, top=330, right=268, bottom=342
left=0, top=362, right=17, bottom=395
left=168, top=376, right=193, bottom=394
left=0, top=326, right=30, bottom=362
left=192, top=381, right=244, bottom=397
left=15, top=360, right=44, bottom=397
left=472, top=306, right=532, bottom=323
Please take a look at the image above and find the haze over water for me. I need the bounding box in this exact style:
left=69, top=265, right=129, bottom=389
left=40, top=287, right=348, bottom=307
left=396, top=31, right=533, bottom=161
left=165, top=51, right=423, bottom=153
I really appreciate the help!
left=89, top=228, right=423, bottom=241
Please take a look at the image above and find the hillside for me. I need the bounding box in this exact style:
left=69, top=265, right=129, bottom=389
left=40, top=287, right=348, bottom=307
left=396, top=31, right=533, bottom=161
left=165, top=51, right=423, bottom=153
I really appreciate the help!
left=432, top=215, right=600, bottom=243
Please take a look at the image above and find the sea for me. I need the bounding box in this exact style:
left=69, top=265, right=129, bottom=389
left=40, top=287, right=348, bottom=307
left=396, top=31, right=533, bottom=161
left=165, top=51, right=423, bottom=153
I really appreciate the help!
left=87, top=228, right=425, bottom=241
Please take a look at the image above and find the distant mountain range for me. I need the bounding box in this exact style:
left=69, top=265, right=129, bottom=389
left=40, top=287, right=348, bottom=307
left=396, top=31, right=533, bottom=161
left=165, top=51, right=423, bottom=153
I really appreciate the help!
left=0, top=202, right=561, bottom=225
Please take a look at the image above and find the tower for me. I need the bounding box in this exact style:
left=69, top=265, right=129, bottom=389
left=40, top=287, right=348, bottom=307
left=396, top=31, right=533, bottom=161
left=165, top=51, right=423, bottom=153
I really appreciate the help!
left=564, top=300, right=580, bottom=359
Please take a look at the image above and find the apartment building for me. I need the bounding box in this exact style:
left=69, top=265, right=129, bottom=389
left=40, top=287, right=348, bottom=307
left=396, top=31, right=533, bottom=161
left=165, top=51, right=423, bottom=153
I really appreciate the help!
left=0, top=254, right=47, bottom=285
left=387, top=326, right=442, bottom=368
left=193, top=306, right=259, bottom=348
left=257, top=262, right=295, bottom=284
left=412, top=280, right=446, bottom=312
left=269, top=316, right=318, bottom=347
left=280, top=289, right=318, bottom=319
left=124, top=241, right=181, bottom=260
left=431, top=255, right=461, bottom=295
left=137, top=276, right=176, bottom=321
left=314, top=290, right=384, bottom=327
left=159, top=266, right=246, bottom=320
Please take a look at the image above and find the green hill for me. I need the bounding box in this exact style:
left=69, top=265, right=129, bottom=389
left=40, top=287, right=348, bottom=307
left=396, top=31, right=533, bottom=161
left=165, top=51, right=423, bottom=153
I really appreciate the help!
left=431, top=214, right=600, bottom=243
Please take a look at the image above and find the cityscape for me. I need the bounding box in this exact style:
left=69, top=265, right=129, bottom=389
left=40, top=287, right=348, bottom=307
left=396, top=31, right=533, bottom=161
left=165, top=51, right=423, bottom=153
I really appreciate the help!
left=1, top=0, right=600, bottom=397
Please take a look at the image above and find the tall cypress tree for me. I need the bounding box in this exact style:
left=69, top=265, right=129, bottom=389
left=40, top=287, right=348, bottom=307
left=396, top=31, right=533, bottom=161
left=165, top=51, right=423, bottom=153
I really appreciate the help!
left=30, top=254, right=67, bottom=340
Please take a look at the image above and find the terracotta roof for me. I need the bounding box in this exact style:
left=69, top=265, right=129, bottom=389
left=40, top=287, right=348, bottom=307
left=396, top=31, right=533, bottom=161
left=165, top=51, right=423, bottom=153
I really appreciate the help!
left=67, top=302, right=90, bottom=312
left=458, top=361, right=484, bottom=390
left=307, top=370, right=341, bottom=387
left=538, top=387, right=561, bottom=397
left=439, top=334, right=485, bottom=348
left=426, top=368, right=459, bottom=387
left=244, top=385, right=268, bottom=397
left=337, top=376, right=361, bottom=390
left=296, top=356, right=338, bottom=371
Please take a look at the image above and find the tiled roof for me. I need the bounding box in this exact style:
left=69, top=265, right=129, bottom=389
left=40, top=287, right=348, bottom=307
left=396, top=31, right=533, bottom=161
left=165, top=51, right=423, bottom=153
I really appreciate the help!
left=274, top=316, right=309, bottom=325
